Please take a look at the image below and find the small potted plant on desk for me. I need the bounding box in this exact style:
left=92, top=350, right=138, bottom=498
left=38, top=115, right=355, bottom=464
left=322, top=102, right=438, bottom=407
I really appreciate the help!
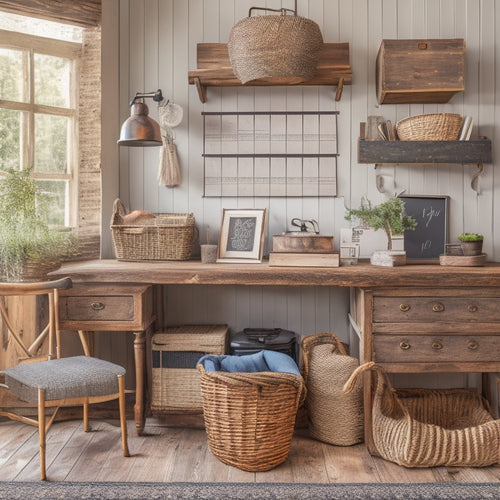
left=458, top=233, right=484, bottom=256
left=345, top=197, right=417, bottom=267
left=0, top=167, right=77, bottom=282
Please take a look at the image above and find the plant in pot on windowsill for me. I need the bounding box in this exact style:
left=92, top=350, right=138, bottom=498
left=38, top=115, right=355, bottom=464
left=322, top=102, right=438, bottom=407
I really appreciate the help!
left=345, top=197, right=417, bottom=267
left=458, top=233, right=484, bottom=256
left=0, top=167, right=78, bottom=282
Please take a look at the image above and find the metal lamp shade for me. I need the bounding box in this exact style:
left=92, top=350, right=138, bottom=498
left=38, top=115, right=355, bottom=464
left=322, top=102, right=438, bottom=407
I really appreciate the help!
left=118, top=102, right=162, bottom=147
left=228, top=14, right=323, bottom=85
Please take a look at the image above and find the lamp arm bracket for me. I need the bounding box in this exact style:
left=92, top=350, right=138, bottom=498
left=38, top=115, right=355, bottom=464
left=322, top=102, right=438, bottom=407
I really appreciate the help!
left=129, top=89, right=163, bottom=106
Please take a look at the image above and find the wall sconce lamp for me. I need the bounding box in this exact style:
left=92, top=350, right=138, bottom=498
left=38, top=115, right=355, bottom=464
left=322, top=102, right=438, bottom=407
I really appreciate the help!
left=117, top=89, right=163, bottom=147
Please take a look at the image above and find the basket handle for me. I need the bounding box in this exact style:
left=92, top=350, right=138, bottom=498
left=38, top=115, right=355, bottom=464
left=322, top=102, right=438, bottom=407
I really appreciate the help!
left=301, top=332, right=348, bottom=383
left=111, top=198, right=128, bottom=226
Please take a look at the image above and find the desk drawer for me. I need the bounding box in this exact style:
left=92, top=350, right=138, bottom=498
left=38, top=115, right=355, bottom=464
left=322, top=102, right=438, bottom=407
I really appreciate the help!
left=373, top=334, right=500, bottom=363
left=61, top=295, right=134, bottom=322
left=373, top=296, right=500, bottom=323
left=59, top=284, right=154, bottom=331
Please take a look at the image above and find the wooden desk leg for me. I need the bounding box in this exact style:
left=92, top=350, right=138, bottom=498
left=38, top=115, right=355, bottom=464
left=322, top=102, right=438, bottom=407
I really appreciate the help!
left=133, top=330, right=146, bottom=436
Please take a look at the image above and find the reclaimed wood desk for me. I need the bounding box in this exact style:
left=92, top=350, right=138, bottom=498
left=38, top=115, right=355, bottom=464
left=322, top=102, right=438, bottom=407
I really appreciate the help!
left=52, top=259, right=500, bottom=446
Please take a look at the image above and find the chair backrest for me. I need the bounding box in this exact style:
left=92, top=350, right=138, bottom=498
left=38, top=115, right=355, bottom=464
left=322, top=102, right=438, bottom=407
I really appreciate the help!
left=0, top=277, right=72, bottom=366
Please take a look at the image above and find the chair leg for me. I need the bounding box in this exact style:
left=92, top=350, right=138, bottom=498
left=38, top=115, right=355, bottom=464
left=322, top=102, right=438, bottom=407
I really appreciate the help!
left=83, top=403, right=90, bottom=431
left=38, top=388, right=47, bottom=481
left=118, top=374, right=130, bottom=457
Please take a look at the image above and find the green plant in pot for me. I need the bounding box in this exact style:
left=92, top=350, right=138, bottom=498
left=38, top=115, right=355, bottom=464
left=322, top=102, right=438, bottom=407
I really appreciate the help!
left=458, top=233, right=484, bottom=256
left=0, top=167, right=77, bottom=282
left=345, top=197, right=417, bottom=266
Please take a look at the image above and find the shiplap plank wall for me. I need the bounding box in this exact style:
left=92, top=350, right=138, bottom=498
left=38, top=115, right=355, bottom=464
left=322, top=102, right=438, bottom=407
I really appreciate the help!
left=113, top=0, right=498, bottom=348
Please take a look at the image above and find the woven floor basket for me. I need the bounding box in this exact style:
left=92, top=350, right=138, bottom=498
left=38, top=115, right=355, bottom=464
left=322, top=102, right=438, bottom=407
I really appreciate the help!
left=111, top=199, right=195, bottom=261
left=345, top=362, right=500, bottom=467
left=396, top=113, right=463, bottom=141
left=228, top=13, right=323, bottom=84
left=301, top=333, right=364, bottom=446
left=197, top=364, right=305, bottom=471
left=0, top=258, right=61, bottom=283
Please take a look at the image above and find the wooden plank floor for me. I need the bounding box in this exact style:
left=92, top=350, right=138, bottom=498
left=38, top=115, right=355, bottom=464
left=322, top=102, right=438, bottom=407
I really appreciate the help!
left=1, top=418, right=499, bottom=483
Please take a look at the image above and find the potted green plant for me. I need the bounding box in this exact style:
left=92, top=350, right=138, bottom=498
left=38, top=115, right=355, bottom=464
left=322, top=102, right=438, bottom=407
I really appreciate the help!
left=458, top=233, right=484, bottom=256
left=0, top=167, right=77, bottom=282
left=345, top=197, right=417, bottom=266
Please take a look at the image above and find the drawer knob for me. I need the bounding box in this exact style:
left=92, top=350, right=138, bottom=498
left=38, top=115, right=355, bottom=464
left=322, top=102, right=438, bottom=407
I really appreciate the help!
left=431, top=341, right=443, bottom=350
left=432, top=303, right=445, bottom=312
left=399, top=303, right=411, bottom=312
left=91, top=302, right=105, bottom=311
left=467, top=340, right=479, bottom=350
left=399, top=341, right=411, bottom=350
left=467, top=304, right=478, bottom=313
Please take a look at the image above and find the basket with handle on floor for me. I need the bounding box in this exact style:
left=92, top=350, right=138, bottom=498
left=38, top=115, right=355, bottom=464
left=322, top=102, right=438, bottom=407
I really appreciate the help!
left=197, top=351, right=306, bottom=472
left=344, top=362, right=500, bottom=467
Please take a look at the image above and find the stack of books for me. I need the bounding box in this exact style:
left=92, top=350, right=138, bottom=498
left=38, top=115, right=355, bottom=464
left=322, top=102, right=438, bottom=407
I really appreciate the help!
left=269, top=233, right=339, bottom=267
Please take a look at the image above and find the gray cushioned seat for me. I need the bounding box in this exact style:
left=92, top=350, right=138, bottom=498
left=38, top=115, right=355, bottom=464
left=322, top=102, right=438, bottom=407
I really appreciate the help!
left=5, top=355, right=126, bottom=402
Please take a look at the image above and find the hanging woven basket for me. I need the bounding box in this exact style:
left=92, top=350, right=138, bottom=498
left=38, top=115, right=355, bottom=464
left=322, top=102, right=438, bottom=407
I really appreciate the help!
left=228, top=8, right=323, bottom=85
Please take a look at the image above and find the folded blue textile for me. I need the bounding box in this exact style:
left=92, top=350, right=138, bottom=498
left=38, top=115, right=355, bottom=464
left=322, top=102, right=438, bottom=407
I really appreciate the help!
left=198, top=350, right=301, bottom=376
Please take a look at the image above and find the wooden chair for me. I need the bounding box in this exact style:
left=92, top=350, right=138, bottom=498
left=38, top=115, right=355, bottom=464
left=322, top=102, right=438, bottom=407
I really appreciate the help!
left=0, top=277, right=129, bottom=480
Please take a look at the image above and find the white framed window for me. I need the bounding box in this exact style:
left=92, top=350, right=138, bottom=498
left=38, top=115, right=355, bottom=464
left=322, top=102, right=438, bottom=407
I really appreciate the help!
left=0, top=13, right=82, bottom=228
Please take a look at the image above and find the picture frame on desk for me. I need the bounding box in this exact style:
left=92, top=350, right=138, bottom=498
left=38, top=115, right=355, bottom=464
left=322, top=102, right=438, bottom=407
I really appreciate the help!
left=217, top=208, right=266, bottom=263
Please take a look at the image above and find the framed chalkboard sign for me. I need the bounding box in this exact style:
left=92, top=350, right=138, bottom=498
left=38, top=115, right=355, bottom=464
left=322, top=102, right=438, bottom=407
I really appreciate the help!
left=399, top=195, right=449, bottom=262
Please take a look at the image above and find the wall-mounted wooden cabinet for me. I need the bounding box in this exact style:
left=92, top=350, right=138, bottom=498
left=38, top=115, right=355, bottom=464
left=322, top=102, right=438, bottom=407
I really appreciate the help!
left=188, top=43, right=352, bottom=103
left=376, top=39, right=465, bottom=104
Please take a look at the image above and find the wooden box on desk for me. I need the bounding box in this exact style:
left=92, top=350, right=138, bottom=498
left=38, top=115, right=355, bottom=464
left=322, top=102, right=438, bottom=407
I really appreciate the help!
left=151, top=324, right=228, bottom=413
left=376, top=39, right=465, bottom=104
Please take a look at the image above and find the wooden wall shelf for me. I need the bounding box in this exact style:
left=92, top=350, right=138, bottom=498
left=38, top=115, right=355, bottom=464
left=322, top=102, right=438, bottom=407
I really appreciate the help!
left=188, top=43, right=352, bottom=103
left=358, top=138, right=492, bottom=165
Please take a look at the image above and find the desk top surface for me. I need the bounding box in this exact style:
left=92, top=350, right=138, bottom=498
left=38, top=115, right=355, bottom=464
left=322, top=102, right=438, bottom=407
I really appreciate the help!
left=51, top=259, right=500, bottom=288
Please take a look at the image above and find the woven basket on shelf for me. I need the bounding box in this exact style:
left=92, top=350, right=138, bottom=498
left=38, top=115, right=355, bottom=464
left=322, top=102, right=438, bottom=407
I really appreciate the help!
left=228, top=10, right=323, bottom=84
left=301, top=333, right=364, bottom=446
left=396, top=113, right=463, bottom=141
left=110, top=199, right=195, bottom=261
left=344, top=362, right=500, bottom=467
left=197, top=364, right=305, bottom=471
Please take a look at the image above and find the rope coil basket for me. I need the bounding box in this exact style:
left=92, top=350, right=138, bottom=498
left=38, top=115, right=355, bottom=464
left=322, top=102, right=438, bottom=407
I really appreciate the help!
left=197, top=364, right=305, bottom=471
left=111, top=199, right=195, bottom=261
left=301, top=333, right=364, bottom=446
left=344, top=362, right=500, bottom=467
left=228, top=8, right=323, bottom=85
left=396, top=113, right=463, bottom=141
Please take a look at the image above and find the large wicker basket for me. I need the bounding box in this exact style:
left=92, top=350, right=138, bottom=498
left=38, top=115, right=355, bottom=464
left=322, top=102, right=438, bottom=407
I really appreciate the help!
left=197, top=364, right=305, bottom=471
left=301, top=333, right=364, bottom=446
left=396, top=113, right=463, bottom=141
left=110, top=199, right=195, bottom=261
left=345, top=362, right=500, bottom=467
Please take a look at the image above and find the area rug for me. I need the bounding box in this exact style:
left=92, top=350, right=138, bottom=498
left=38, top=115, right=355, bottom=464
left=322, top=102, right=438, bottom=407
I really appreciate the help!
left=0, top=481, right=498, bottom=500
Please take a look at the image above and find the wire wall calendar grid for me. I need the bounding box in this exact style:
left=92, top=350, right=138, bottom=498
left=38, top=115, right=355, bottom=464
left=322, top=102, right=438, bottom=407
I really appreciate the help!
left=202, top=111, right=339, bottom=197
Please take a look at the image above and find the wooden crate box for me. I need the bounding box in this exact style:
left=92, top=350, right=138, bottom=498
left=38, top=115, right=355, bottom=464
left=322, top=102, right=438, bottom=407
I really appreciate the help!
left=376, top=39, right=465, bottom=104
left=151, top=324, right=228, bottom=413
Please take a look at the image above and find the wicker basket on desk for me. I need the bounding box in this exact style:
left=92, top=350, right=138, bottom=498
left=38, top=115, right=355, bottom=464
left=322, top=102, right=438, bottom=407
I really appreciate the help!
left=110, top=199, right=195, bottom=261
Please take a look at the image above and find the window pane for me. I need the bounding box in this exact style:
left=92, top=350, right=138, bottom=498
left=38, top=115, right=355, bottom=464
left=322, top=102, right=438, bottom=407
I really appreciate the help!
left=0, top=108, right=23, bottom=172
left=0, top=48, right=25, bottom=102
left=35, top=54, right=70, bottom=107
left=34, top=114, right=68, bottom=173
left=35, top=180, right=68, bottom=227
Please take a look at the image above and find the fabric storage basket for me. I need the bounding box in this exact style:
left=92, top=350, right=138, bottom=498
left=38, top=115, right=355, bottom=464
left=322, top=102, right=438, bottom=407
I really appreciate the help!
left=110, top=198, right=195, bottom=261
left=396, top=113, right=463, bottom=141
left=301, top=332, right=364, bottom=446
left=345, top=362, right=500, bottom=467
left=197, top=351, right=306, bottom=472
left=151, top=325, right=228, bottom=413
